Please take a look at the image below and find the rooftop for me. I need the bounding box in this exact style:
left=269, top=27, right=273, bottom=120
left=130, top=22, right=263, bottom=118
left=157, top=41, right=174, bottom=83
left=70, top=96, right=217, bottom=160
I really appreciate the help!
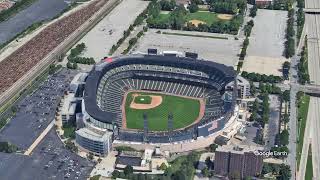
left=76, top=128, right=112, bottom=142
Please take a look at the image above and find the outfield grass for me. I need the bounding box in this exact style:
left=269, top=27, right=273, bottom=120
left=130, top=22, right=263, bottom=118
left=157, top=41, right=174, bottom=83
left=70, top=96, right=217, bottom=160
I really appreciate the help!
left=305, top=145, right=313, bottom=180
left=134, top=95, right=152, bottom=104
left=297, top=95, right=310, bottom=168
left=125, top=92, right=201, bottom=131
left=186, top=11, right=219, bottom=26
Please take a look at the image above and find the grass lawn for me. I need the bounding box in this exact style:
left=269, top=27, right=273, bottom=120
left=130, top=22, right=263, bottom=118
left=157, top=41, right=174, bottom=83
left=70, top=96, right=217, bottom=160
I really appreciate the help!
left=157, top=13, right=170, bottom=23
left=297, top=95, right=310, bottom=168
left=186, top=11, right=219, bottom=26
left=167, top=152, right=201, bottom=180
left=134, top=95, right=152, bottom=104
left=125, top=92, right=201, bottom=131
left=63, top=124, right=76, bottom=139
left=90, top=175, right=101, bottom=180
left=157, top=11, right=231, bottom=26
left=305, top=145, right=313, bottom=180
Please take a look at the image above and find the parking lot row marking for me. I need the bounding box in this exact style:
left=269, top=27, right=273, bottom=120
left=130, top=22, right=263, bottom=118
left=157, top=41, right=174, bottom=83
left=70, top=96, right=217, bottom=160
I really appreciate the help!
left=24, top=120, right=55, bottom=156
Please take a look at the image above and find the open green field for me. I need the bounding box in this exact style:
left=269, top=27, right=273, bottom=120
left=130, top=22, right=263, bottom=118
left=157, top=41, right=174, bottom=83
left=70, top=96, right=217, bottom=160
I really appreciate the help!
left=125, top=92, right=201, bottom=131
left=297, top=95, right=310, bottom=168
left=157, top=13, right=170, bottom=23
left=186, top=11, right=220, bottom=25
left=133, top=95, right=152, bottom=104
left=157, top=11, right=231, bottom=26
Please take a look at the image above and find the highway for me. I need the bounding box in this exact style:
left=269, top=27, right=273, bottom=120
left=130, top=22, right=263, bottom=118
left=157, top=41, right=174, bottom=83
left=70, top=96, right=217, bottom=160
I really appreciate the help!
left=298, top=0, right=320, bottom=178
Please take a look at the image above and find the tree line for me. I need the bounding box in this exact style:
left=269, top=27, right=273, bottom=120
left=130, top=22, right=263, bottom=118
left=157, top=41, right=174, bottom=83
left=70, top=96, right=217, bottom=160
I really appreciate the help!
left=297, top=41, right=310, bottom=84
left=241, top=71, right=283, bottom=83
left=284, top=9, right=295, bottom=58
left=66, top=43, right=95, bottom=69
left=122, top=28, right=147, bottom=54
left=239, top=19, right=254, bottom=60
left=262, top=163, right=291, bottom=180
left=296, top=0, right=305, bottom=43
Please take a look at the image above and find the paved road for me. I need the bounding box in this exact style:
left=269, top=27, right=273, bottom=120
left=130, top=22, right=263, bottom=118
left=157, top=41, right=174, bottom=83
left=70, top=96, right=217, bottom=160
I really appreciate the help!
left=304, top=0, right=320, bottom=177
left=297, top=101, right=312, bottom=180
left=310, top=97, right=320, bottom=179
left=298, top=0, right=320, bottom=178
left=265, top=95, right=281, bottom=150
left=287, top=22, right=306, bottom=179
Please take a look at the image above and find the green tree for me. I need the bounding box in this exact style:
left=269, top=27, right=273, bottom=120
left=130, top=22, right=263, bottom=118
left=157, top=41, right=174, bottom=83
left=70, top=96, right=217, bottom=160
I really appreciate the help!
left=277, top=164, right=291, bottom=180
left=279, top=129, right=289, bottom=146
left=189, top=3, right=199, bottom=13
left=160, top=162, right=167, bottom=170
left=282, top=113, right=290, bottom=124
left=124, top=165, right=134, bottom=176
left=249, top=5, right=257, bottom=17
left=87, top=153, right=94, bottom=160
left=202, top=167, right=209, bottom=177
left=282, top=90, right=290, bottom=102
left=208, top=143, right=218, bottom=152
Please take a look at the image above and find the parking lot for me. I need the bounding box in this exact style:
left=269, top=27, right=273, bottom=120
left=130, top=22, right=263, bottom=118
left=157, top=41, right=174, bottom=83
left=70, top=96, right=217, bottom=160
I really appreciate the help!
left=72, top=0, right=149, bottom=61
left=0, top=68, right=77, bottom=150
left=242, top=9, right=288, bottom=76
left=0, top=130, right=94, bottom=180
left=265, top=94, right=281, bottom=149
left=134, top=29, right=241, bottom=67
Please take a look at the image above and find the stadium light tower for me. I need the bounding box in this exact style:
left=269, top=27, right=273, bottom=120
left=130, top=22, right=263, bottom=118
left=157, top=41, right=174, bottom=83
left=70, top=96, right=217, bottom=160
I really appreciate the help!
left=168, top=112, right=173, bottom=142
left=143, top=113, right=149, bottom=142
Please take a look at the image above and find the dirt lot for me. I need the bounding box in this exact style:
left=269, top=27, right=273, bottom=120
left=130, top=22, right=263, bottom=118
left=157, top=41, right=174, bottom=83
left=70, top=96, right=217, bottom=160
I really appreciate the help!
left=242, top=56, right=287, bottom=76
left=242, top=9, right=288, bottom=76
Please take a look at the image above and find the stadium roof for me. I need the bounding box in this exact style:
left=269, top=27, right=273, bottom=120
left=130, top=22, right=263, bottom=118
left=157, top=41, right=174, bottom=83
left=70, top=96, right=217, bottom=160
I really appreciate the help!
left=84, top=55, right=236, bottom=124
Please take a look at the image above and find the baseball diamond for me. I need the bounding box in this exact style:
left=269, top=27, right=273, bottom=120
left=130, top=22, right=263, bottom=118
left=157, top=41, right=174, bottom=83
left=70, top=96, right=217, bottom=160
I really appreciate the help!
left=133, top=95, right=152, bottom=104
left=124, top=91, right=203, bottom=131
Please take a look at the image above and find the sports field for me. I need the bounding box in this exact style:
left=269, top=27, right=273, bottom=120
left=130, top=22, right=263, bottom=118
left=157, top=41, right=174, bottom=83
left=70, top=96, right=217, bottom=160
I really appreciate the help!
left=157, top=11, right=232, bottom=26
left=186, top=11, right=219, bottom=26
left=124, top=92, right=202, bottom=131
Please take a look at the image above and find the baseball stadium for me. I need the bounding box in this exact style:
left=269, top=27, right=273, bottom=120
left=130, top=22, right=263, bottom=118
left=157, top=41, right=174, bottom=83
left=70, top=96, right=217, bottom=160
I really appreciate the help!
left=83, top=54, right=237, bottom=143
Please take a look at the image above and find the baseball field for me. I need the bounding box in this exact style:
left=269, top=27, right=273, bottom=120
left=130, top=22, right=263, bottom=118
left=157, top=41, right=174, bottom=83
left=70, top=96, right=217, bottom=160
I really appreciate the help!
left=124, top=91, right=203, bottom=131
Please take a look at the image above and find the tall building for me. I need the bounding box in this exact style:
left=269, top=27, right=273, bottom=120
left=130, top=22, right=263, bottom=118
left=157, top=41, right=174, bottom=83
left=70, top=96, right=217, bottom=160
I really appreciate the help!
left=236, top=76, right=251, bottom=99
left=58, top=93, right=77, bottom=124
left=226, top=76, right=250, bottom=100
left=214, top=147, right=263, bottom=179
